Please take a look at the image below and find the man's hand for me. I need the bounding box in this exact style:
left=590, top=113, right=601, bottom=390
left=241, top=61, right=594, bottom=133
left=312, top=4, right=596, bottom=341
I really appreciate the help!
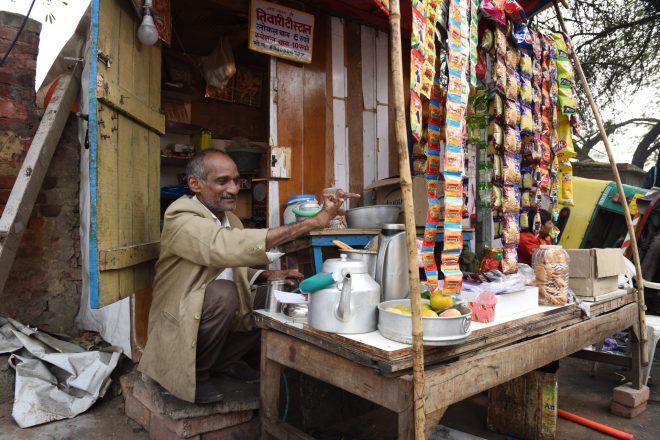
left=311, top=189, right=361, bottom=228
left=257, top=269, right=304, bottom=286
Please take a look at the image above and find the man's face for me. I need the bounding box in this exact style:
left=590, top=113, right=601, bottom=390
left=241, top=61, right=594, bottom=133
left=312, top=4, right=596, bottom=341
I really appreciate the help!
left=188, top=153, right=240, bottom=214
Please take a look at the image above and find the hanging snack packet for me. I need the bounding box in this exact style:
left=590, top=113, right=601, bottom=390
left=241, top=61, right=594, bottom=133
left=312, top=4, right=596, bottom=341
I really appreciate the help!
left=503, top=151, right=522, bottom=184
left=506, top=47, right=520, bottom=70
left=520, top=103, right=533, bottom=133
left=413, top=157, right=427, bottom=175
left=444, top=145, right=464, bottom=173
left=412, top=7, right=427, bottom=50
left=559, top=161, right=575, bottom=206
left=443, top=270, right=463, bottom=295
left=488, top=121, right=503, bottom=151
left=493, top=154, right=503, bottom=182
left=427, top=198, right=442, bottom=224
left=413, top=142, right=427, bottom=157
left=410, top=90, right=423, bottom=141
left=503, top=184, right=521, bottom=213
left=504, top=0, right=527, bottom=23
left=519, top=51, right=532, bottom=77
left=489, top=93, right=504, bottom=119
left=491, top=185, right=503, bottom=209
left=421, top=59, right=434, bottom=99
left=522, top=167, right=533, bottom=189
left=520, top=76, right=532, bottom=104
left=506, top=68, right=521, bottom=101
left=444, top=196, right=463, bottom=225
left=504, top=125, right=521, bottom=153
left=520, top=208, right=530, bottom=230
left=481, top=27, right=494, bottom=52
left=502, top=212, right=521, bottom=244
left=426, top=152, right=441, bottom=175
left=443, top=224, right=464, bottom=251
left=495, top=25, right=507, bottom=59
left=410, top=49, right=425, bottom=95
left=481, top=0, right=507, bottom=27
left=513, top=22, right=533, bottom=50
left=441, top=250, right=461, bottom=267
left=423, top=224, right=438, bottom=248
left=521, top=190, right=531, bottom=208
left=494, top=58, right=507, bottom=96
left=444, top=172, right=463, bottom=198
left=502, top=244, right=518, bottom=274
left=426, top=174, right=440, bottom=198
left=556, top=112, right=577, bottom=161
left=504, top=99, right=521, bottom=126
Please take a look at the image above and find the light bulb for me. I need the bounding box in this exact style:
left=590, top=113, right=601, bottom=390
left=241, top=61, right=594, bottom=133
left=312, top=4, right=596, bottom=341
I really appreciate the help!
left=137, top=12, right=159, bottom=46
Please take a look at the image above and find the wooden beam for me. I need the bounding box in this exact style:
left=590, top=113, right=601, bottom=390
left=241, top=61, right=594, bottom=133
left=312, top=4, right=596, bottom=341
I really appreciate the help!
left=423, top=303, right=638, bottom=413
left=569, top=349, right=632, bottom=368
left=98, top=78, right=165, bottom=134
left=0, top=67, right=81, bottom=295
left=98, top=241, right=160, bottom=271
left=263, top=330, right=412, bottom=412
left=261, top=417, right=316, bottom=440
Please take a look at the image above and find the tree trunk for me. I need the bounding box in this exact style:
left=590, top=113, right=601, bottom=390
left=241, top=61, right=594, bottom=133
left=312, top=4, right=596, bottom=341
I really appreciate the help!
left=631, top=121, right=660, bottom=168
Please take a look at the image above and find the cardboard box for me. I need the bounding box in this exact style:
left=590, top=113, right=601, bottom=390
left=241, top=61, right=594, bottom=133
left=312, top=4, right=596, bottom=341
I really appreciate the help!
left=365, top=176, right=431, bottom=226
left=565, top=248, right=625, bottom=298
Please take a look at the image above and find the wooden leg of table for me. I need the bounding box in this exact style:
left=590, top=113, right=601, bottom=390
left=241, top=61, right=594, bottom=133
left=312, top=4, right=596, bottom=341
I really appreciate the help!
left=397, top=405, right=415, bottom=440
left=424, top=407, right=447, bottom=438
left=261, top=330, right=283, bottom=439
left=630, top=325, right=643, bottom=389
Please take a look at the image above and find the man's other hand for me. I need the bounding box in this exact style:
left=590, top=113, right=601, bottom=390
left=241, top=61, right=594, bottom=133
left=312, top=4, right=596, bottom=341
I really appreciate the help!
left=258, top=269, right=304, bottom=286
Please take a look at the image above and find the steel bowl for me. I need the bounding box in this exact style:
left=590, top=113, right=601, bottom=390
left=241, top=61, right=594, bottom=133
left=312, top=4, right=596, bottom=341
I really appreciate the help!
left=345, top=205, right=401, bottom=229
left=282, top=303, right=308, bottom=319
left=378, top=299, right=472, bottom=346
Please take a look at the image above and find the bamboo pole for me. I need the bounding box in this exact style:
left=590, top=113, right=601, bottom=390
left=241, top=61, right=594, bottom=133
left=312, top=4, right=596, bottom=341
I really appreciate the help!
left=553, top=2, right=649, bottom=368
left=388, top=1, right=427, bottom=437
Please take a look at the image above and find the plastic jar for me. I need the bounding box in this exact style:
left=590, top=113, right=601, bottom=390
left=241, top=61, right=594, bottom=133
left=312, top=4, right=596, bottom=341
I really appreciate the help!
left=532, top=245, right=570, bottom=305
left=283, top=194, right=318, bottom=224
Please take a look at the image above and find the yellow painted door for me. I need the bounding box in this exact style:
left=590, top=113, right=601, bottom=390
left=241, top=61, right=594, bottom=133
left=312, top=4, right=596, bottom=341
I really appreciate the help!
left=89, top=0, right=164, bottom=308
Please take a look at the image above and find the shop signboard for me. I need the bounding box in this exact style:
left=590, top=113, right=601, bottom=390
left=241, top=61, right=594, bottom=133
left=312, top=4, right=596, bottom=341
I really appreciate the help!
left=249, top=0, right=314, bottom=64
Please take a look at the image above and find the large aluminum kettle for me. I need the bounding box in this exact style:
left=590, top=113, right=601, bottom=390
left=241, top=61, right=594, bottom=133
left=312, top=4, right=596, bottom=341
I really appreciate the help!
left=375, top=223, right=410, bottom=301
left=308, top=254, right=381, bottom=334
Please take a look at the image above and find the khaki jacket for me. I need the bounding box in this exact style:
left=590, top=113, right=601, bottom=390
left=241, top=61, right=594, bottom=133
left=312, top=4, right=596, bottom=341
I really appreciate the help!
left=138, top=196, right=270, bottom=402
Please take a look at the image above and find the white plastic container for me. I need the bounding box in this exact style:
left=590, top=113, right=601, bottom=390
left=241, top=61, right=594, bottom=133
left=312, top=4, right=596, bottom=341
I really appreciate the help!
left=283, top=194, right=318, bottom=224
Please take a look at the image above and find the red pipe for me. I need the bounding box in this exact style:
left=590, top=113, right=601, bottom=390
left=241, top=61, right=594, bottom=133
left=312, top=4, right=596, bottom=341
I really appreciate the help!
left=558, top=409, right=634, bottom=440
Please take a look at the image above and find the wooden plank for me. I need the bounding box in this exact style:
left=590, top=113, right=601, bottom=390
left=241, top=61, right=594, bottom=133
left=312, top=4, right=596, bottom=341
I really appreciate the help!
left=423, top=303, right=638, bottom=413
left=324, top=16, right=335, bottom=190
left=98, top=79, right=165, bottom=134
left=330, top=17, right=345, bottom=99
left=309, top=228, right=380, bottom=235
left=376, top=104, right=390, bottom=180
left=302, top=15, right=328, bottom=200
left=117, top=112, right=135, bottom=298
left=260, top=331, right=284, bottom=439
left=264, top=330, right=412, bottom=412
left=98, top=241, right=160, bottom=271
left=569, top=349, right=632, bottom=368
left=268, top=57, right=280, bottom=230
left=0, top=69, right=80, bottom=293
left=262, top=417, right=315, bottom=440
left=345, top=22, right=364, bottom=208
left=375, top=29, right=391, bottom=179
left=360, top=26, right=376, bottom=111
left=97, top=101, right=121, bottom=306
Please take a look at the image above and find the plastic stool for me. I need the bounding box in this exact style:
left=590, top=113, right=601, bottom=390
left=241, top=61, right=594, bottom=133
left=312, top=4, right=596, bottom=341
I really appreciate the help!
left=644, top=314, right=660, bottom=386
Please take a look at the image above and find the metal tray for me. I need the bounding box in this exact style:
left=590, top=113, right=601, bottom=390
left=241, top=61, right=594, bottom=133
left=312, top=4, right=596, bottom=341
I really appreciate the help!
left=377, top=299, right=472, bottom=346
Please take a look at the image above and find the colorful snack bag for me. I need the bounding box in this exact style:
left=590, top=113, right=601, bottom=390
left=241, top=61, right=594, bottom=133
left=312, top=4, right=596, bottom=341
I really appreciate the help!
left=521, top=190, right=531, bottom=208
left=520, top=76, right=532, bottom=104
left=506, top=47, right=520, bottom=70
left=552, top=32, right=577, bottom=116
left=427, top=198, right=442, bottom=224
left=505, top=68, right=520, bottom=101
left=421, top=59, right=434, bottom=98
left=559, top=161, right=575, bottom=206
left=426, top=174, right=440, bottom=198
left=504, top=125, right=521, bottom=153
left=442, top=270, right=463, bottom=295
left=520, top=208, right=530, bottom=229
left=411, top=7, right=427, bottom=50
left=504, top=99, right=521, bottom=127
left=489, top=93, right=504, bottom=119
left=446, top=122, right=463, bottom=147
left=444, top=196, right=463, bottom=225
left=502, top=184, right=521, bottom=213
left=413, top=142, right=427, bottom=157
left=519, top=51, right=532, bottom=78
left=493, top=154, right=503, bottom=182
left=504, top=0, right=527, bottom=23
left=494, top=58, right=507, bottom=95
left=441, top=250, right=461, bottom=266
left=410, top=49, right=425, bottom=95
left=522, top=167, right=533, bottom=189
left=556, top=112, right=577, bottom=161
left=520, top=104, right=533, bottom=133
left=488, top=121, right=503, bottom=150
left=491, top=185, right=503, bottom=209
left=503, top=151, right=522, bottom=184
left=513, top=22, right=533, bottom=50
left=444, top=172, right=463, bottom=198
left=481, top=27, right=494, bottom=52
left=423, top=224, right=439, bottom=248
left=444, top=145, right=464, bottom=173
left=481, top=0, right=507, bottom=27
left=502, top=212, right=520, bottom=244
left=410, top=90, right=423, bottom=141
left=443, top=224, right=464, bottom=251
left=480, top=247, right=503, bottom=272
left=502, top=244, right=518, bottom=274
left=413, top=157, right=427, bottom=175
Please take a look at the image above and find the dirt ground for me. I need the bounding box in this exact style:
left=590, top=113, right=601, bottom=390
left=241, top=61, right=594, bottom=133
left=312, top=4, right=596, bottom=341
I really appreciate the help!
left=0, top=356, right=658, bottom=439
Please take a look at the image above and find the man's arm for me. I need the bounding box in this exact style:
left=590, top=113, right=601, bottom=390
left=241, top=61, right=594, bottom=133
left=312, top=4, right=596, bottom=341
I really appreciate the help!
left=264, top=190, right=359, bottom=249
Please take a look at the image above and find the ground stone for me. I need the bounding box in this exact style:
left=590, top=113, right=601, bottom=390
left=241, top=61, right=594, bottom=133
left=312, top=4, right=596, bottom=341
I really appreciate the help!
left=610, top=400, right=648, bottom=419
left=612, top=382, right=650, bottom=408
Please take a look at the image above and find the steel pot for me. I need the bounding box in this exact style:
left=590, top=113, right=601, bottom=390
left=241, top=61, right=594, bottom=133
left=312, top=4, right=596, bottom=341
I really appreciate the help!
left=308, top=255, right=381, bottom=334
left=375, top=224, right=410, bottom=301
left=345, top=205, right=400, bottom=229
left=341, top=249, right=377, bottom=278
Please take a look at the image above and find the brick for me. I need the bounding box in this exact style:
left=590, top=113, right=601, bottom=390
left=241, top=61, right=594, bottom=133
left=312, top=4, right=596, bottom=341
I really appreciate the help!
left=149, top=414, right=199, bottom=440
left=0, top=12, right=42, bottom=34
left=154, top=411, right=254, bottom=438
left=0, top=176, right=16, bottom=189
left=125, top=394, right=151, bottom=431
left=610, top=400, right=647, bottom=418
left=200, top=418, right=260, bottom=440
left=0, top=99, right=28, bottom=121
left=612, top=382, right=650, bottom=408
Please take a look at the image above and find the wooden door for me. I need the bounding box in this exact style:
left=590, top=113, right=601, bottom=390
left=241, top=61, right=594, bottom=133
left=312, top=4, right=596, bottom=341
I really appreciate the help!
left=88, top=0, right=164, bottom=308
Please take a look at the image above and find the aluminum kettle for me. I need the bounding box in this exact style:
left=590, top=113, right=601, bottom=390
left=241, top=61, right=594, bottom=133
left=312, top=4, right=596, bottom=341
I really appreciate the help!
left=308, top=254, right=381, bottom=334
left=375, top=224, right=410, bottom=301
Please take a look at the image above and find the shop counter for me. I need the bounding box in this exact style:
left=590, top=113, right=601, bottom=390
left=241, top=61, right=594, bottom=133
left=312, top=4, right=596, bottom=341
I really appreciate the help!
left=255, top=289, right=642, bottom=439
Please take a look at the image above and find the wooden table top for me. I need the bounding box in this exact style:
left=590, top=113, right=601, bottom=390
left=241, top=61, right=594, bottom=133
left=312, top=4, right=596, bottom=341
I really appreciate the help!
left=309, top=226, right=476, bottom=236
left=254, top=289, right=635, bottom=376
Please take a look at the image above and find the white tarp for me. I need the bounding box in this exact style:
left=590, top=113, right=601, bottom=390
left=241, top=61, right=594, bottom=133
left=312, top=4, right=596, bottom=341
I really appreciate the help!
left=0, top=316, right=120, bottom=428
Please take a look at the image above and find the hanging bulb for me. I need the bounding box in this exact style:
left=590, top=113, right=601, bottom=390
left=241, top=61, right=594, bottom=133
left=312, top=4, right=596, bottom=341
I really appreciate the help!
left=137, top=8, right=159, bottom=46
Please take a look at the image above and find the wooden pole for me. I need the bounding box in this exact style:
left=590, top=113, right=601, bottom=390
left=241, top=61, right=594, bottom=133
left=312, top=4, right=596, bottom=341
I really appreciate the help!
left=388, top=1, right=427, bottom=437
left=553, top=2, right=649, bottom=369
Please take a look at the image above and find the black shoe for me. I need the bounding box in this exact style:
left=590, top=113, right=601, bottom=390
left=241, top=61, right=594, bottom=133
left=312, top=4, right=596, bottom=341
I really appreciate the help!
left=195, top=380, right=223, bottom=404
left=221, top=360, right=260, bottom=384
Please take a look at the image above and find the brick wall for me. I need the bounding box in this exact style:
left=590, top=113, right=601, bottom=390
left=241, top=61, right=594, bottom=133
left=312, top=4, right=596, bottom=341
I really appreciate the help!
left=0, top=12, right=81, bottom=334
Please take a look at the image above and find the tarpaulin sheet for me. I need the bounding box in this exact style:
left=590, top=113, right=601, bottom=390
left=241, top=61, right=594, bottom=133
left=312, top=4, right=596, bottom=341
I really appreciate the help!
left=0, top=316, right=121, bottom=428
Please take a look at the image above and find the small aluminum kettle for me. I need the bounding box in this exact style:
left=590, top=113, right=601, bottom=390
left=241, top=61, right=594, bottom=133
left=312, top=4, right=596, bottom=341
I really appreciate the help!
left=375, top=224, right=410, bottom=301
left=308, top=254, right=381, bottom=334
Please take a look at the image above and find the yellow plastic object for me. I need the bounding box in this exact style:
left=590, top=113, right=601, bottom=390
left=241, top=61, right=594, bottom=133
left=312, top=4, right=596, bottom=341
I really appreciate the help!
left=192, top=129, right=212, bottom=150
left=558, top=177, right=608, bottom=249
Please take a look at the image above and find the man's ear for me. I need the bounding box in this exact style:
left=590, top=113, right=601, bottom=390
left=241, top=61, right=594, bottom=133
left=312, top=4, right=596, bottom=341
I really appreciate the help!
left=188, top=176, right=202, bottom=193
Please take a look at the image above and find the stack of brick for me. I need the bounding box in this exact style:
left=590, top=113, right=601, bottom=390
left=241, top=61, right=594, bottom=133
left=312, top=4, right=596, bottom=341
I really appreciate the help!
left=120, top=371, right=261, bottom=439
left=0, top=11, right=82, bottom=336
left=610, top=382, right=650, bottom=418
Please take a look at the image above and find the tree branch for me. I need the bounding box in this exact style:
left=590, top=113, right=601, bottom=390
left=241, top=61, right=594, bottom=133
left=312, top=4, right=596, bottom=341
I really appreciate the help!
left=575, top=14, right=660, bottom=51
left=631, top=121, right=660, bottom=167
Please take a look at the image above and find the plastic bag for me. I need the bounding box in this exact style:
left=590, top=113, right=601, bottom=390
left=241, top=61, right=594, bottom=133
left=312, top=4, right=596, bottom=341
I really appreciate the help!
left=533, top=245, right=570, bottom=305
left=200, top=36, right=236, bottom=89
left=481, top=0, right=506, bottom=26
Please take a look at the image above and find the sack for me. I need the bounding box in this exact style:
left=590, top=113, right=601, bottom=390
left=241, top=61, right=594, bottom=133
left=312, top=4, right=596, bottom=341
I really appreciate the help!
left=200, top=36, right=236, bottom=88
